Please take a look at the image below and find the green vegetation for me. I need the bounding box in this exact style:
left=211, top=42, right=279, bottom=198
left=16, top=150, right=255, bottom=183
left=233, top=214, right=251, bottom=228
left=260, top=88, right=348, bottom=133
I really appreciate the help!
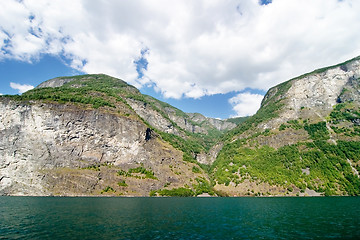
left=304, top=122, right=330, bottom=140
left=101, top=186, right=115, bottom=194
left=331, top=126, right=360, bottom=137
left=82, top=165, right=101, bottom=171
left=330, top=103, right=360, bottom=123
left=192, top=166, right=201, bottom=173
left=150, top=177, right=214, bottom=197
left=117, top=169, right=131, bottom=177
left=81, top=163, right=113, bottom=171
left=279, top=124, right=287, bottom=131
left=117, top=166, right=158, bottom=180
left=11, top=86, right=116, bottom=109
left=193, top=177, right=214, bottom=196
left=128, top=166, right=157, bottom=179
left=327, top=103, right=360, bottom=137
left=279, top=120, right=303, bottom=131
left=118, top=180, right=128, bottom=187
left=213, top=97, right=360, bottom=196
left=155, top=126, right=224, bottom=164
left=213, top=139, right=360, bottom=195
left=157, top=131, right=203, bottom=163
left=226, top=116, right=249, bottom=125
left=5, top=74, right=140, bottom=111
left=151, top=187, right=195, bottom=197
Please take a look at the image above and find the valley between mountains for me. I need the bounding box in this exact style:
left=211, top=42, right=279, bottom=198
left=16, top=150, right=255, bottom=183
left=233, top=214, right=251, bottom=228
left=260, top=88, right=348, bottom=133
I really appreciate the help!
left=1, top=56, right=360, bottom=197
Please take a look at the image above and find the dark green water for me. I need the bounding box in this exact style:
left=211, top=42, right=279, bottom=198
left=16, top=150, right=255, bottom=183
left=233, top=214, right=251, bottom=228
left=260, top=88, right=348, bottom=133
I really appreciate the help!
left=0, top=197, right=359, bottom=239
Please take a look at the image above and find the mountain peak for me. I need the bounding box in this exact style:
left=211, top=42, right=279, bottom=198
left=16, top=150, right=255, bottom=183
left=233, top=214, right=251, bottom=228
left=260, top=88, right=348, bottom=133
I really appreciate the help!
left=259, top=56, right=360, bottom=129
left=36, top=74, right=133, bottom=89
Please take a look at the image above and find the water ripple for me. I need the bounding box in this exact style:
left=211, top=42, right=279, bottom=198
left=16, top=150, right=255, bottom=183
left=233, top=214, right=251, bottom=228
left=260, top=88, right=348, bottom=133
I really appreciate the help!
left=1, top=197, right=360, bottom=239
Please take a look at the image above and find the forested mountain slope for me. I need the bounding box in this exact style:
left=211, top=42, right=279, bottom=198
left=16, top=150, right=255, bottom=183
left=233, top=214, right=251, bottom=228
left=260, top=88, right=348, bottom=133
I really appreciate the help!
left=211, top=56, right=360, bottom=196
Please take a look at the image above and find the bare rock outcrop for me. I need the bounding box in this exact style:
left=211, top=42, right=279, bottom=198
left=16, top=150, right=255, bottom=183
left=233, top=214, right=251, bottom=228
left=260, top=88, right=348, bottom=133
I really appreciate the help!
left=261, top=58, right=360, bottom=129
left=0, top=99, right=205, bottom=196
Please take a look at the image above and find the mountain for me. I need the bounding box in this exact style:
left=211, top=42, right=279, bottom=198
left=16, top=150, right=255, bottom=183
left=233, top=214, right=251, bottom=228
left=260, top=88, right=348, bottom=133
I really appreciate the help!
left=1, top=56, right=360, bottom=197
left=211, top=56, right=360, bottom=196
left=0, top=74, right=234, bottom=196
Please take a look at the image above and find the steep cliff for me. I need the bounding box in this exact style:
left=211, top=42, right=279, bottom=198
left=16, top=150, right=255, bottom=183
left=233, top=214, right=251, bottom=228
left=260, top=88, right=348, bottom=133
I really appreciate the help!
left=260, top=56, right=360, bottom=128
left=0, top=74, right=231, bottom=196
left=212, top=56, right=360, bottom=196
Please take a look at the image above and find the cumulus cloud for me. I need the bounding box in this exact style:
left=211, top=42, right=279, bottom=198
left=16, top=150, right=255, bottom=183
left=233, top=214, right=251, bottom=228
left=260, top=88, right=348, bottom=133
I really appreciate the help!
left=10, top=82, right=34, bottom=94
left=229, top=92, right=264, bottom=117
left=1, top=0, right=360, bottom=101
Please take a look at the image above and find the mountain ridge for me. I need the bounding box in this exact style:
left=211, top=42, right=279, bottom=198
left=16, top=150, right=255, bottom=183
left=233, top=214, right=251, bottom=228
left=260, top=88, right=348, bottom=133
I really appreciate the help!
left=1, top=56, right=360, bottom=196
left=211, top=55, right=360, bottom=196
left=0, top=73, right=234, bottom=196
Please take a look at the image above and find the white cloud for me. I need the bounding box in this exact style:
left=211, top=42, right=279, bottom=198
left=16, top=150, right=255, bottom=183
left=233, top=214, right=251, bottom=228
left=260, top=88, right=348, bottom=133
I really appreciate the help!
left=229, top=92, right=264, bottom=117
left=10, top=82, right=34, bottom=94
left=1, top=0, right=360, bottom=102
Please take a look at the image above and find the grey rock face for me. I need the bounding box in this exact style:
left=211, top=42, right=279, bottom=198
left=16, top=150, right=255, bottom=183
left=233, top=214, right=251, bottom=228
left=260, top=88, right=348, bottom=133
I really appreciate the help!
left=261, top=58, right=360, bottom=129
left=0, top=100, right=150, bottom=195
left=126, top=99, right=236, bottom=137
left=196, top=143, right=224, bottom=165
left=187, top=113, right=236, bottom=131
left=126, top=98, right=181, bottom=135
left=36, top=77, right=77, bottom=88
left=338, top=75, right=360, bottom=103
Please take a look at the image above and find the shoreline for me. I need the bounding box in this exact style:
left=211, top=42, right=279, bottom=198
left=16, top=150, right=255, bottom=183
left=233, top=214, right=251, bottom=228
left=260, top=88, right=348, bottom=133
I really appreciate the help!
left=1, top=194, right=348, bottom=198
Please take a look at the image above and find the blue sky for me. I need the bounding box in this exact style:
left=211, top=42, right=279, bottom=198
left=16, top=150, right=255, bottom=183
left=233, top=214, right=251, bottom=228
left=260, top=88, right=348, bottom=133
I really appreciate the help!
left=1, top=0, right=360, bottom=119
left=0, top=55, right=82, bottom=95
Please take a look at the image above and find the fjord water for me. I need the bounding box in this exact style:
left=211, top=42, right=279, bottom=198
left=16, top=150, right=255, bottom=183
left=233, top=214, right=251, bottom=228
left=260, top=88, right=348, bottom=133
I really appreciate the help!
left=1, top=197, right=359, bottom=239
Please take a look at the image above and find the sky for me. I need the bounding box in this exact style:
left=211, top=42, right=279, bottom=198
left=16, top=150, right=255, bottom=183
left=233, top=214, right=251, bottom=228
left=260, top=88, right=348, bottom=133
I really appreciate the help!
left=1, top=0, right=360, bottom=119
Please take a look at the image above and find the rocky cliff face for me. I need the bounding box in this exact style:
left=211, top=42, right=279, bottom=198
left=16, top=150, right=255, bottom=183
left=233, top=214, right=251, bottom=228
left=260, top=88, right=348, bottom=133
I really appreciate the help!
left=0, top=75, right=217, bottom=196
left=36, top=75, right=235, bottom=136
left=261, top=57, right=360, bottom=129
left=36, top=77, right=78, bottom=88
left=0, top=99, right=208, bottom=196
left=0, top=100, right=140, bottom=194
